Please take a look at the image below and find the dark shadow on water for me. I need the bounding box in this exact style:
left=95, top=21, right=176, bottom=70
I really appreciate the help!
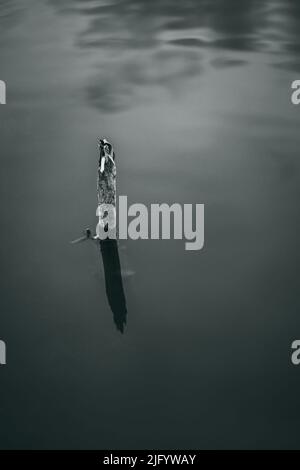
left=99, top=239, right=127, bottom=333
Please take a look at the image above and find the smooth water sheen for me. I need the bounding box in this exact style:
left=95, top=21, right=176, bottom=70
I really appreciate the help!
left=0, top=0, right=300, bottom=449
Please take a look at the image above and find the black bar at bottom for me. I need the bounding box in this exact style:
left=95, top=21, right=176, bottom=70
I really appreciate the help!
left=0, top=449, right=298, bottom=466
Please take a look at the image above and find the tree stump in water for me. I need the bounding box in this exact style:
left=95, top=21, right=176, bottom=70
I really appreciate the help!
left=97, top=138, right=116, bottom=233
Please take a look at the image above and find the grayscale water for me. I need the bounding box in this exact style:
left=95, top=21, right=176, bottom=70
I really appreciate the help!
left=0, top=0, right=300, bottom=449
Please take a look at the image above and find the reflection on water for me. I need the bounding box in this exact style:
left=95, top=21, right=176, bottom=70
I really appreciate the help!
left=45, top=0, right=300, bottom=111
left=99, top=239, right=127, bottom=333
left=1, top=0, right=300, bottom=451
left=0, top=0, right=24, bottom=35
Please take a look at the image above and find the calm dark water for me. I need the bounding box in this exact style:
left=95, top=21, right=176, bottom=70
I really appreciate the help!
left=0, top=0, right=300, bottom=449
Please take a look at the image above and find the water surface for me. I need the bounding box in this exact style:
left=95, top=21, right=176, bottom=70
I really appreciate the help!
left=0, top=0, right=300, bottom=449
